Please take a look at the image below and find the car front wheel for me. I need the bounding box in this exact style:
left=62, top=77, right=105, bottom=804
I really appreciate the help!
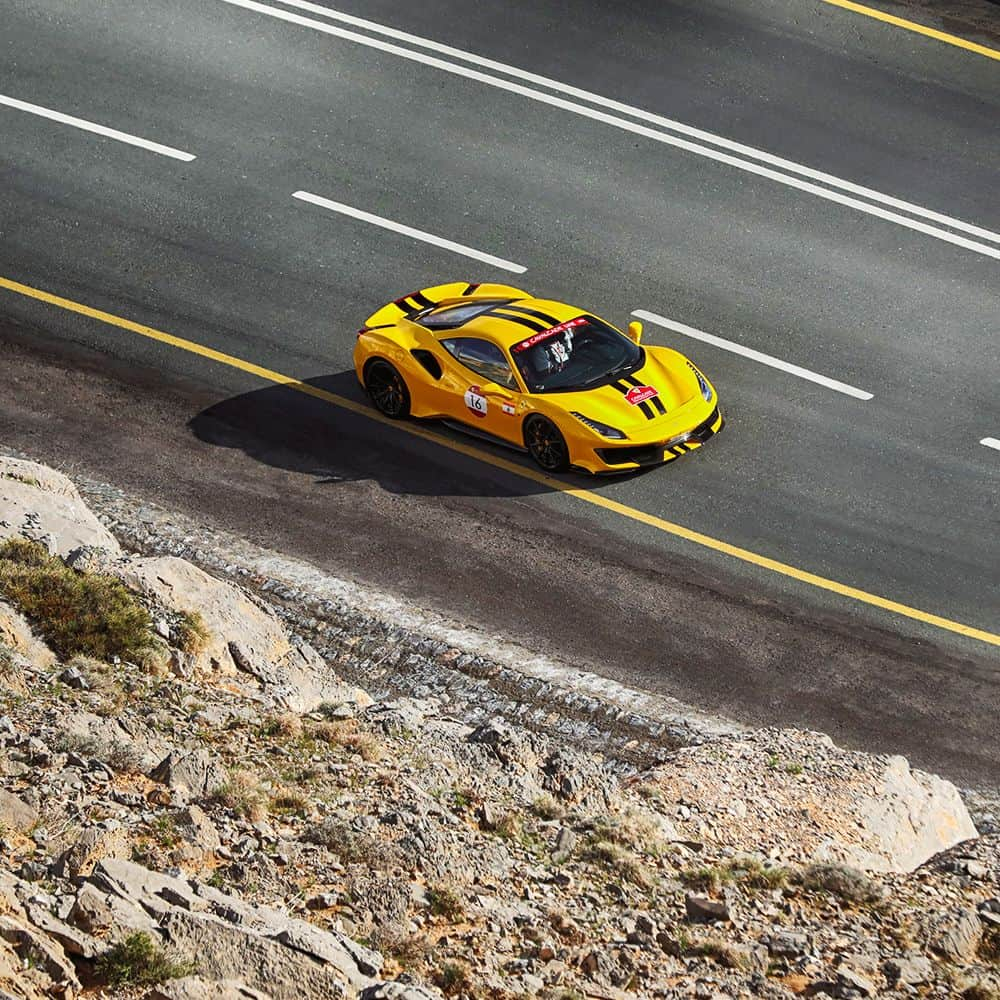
left=364, top=359, right=411, bottom=418
left=524, top=415, right=569, bottom=472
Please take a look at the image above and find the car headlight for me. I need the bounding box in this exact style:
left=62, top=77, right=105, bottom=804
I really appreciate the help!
left=687, top=362, right=713, bottom=402
left=571, top=412, right=628, bottom=440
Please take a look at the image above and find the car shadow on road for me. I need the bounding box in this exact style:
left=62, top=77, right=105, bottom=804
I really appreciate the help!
left=187, top=371, right=648, bottom=498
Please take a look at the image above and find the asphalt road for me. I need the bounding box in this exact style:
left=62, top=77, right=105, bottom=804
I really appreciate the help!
left=1, top=0, right=998, bottom=780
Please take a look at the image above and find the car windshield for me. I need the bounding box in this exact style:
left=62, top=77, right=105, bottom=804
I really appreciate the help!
left=511, top=315, right=643, bottom=393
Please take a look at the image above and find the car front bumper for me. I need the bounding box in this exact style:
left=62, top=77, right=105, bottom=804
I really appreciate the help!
left=588, top=406, right=724, bottom=473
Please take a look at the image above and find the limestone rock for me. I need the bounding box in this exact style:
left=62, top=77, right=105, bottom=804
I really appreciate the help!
left=145, top=976, right=273, bottom=999
left=884, top=954, right=933, bottom=986
left=111, top=555, right=289, bottom=676
left=0, top=456, right=121, bottom=557
left=0, top=913, right=81, bottom=991
left=172, top=804, right=221, bottom=860
left=360, top=983, right=446, bottom=1000
left=0, top=789, right=38, bottom=834
left=56, top=824, right=130, bottom=878
left=0, top=601, right=55, bottom=671
left=151, top=749, right=228, bottom=802
left=685, top=894, right=730, bottom=923
left=243, top=640, right=372, bottom=715
left=648, top=729, right=978, bottom=873
left=852, top=755, right=979, bottom=873
left=87, top=859, right=382, bottom=999
left=925, top=906, right=983, bottom=962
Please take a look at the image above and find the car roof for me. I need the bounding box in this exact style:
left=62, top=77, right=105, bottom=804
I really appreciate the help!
left=423, top=297, right=586, bottom=349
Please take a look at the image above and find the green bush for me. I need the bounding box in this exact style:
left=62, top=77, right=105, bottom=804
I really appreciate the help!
left=0, top=539, right=154, bottom=662
left=95, top=932, right=195, bottom=986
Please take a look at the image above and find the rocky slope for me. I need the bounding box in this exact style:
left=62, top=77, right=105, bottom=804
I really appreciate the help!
left=0, top=454, right=998, bottom=1000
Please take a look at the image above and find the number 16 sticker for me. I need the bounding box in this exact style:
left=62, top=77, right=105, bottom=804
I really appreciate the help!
left=464, top=386, right=488, bottom=418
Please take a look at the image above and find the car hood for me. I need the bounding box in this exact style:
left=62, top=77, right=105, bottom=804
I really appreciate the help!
left=543, top=350, right=701, bottom=430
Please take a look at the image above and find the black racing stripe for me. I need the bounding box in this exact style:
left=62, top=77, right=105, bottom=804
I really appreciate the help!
left=491, top=310, right=550, bottom=333
left=611, top=381, right=654, bottom=420
left=622, top=374, right=665, bottom=416
left=497, top=303, right=562, bottom=326
left=462, top=283, right=480, bottom=295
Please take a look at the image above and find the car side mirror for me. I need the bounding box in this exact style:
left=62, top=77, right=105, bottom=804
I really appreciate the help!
left=627, top=320, right=643, bottom=344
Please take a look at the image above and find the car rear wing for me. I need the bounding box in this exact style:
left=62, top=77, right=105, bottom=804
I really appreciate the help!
left=362, top=281, right=530, bottom=330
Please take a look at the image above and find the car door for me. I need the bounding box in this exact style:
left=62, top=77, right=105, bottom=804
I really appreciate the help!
left=437, top=336, right=524, bottom=444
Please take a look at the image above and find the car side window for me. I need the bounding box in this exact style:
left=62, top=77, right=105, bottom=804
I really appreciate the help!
left=440, top=338, right=518, bottom=389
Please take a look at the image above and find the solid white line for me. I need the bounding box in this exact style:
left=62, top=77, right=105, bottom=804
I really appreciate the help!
left=267, top=0, right=1000, bottom=248
left=292, top=191, right=527, bottom=273
left=981, top=437, right=1000, bottom=452
left=0, top=94, right=196, bottom=162
left=633, top=309, right=874, bottom=401
left=216, top=0, right=1000, bottom=262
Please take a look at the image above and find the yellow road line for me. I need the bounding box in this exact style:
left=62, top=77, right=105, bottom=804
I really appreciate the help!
left=2, top=272, right=998, bottom=648
left=820, top=0, right=1000, bottom=62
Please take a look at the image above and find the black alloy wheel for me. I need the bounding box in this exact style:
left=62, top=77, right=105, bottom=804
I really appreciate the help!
left=365, top=359, right=411, bottom=418
left=524, top=416, right=570, bottom=472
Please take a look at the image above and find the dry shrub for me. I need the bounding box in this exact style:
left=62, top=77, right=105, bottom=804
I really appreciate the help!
left=313, top=719, right=357, bottom=744
left=590, top=809, right=664, bottom=854
left=312, top=719, right=383, bottom=761
left=426, top=884, right=465, bottom=922
left=433, top=960, right=472, bottom=997
left=303, top=818, right=397, bottom=868
left=270, top=786, right=312, bottom=817
left=531, top=793, right=565, bottom=821
left=376, top=928, right=432, bottom=969
left=174, top=611, right=209, bottom=656
left=0, top=539, right=154, bottom=662
left=585, top=839, right=654, bottom=888
left=980, top=924, right=1000, bottom=966
left=214, top=770, right=268, bottom=822
left=683, top=857, right=789, bottom=893
left=796, top=863, right=885, bottom=905
left=263, top=713, right=303, bottom=740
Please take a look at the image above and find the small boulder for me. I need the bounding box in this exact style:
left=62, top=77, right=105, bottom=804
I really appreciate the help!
left=360, top=984, right=445, bottom=1000
left=151, top=750, right=228, bottom=802
left=0, top=457, right=121, bottom=557
left=0, top=600, right=55, bottom=671
left=925, top=906, right=983, bottom=962
left=145, top=977, right=273, bottom=999
left=56, top=825, right=130, bottom=878
left=884, top=953, right=933, bottom=986
left=111, top=555, right=289, bottom=676
left=172, top=804, right=221, bottom=861
left=684, top=894, right=730, bottom=923
left=0, top=789, right=38, bottom=834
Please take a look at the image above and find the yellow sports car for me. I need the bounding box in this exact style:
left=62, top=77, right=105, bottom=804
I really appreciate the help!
left=353, top=282, right=723, bottom=474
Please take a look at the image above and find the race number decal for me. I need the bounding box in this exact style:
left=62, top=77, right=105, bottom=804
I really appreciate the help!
left=464, top=386, right=488, bottom=418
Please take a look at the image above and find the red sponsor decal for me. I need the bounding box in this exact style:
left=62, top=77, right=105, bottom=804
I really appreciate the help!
left=511, top=317, right=587, bottom=353
left=625, top=385, right=659, bottom=406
